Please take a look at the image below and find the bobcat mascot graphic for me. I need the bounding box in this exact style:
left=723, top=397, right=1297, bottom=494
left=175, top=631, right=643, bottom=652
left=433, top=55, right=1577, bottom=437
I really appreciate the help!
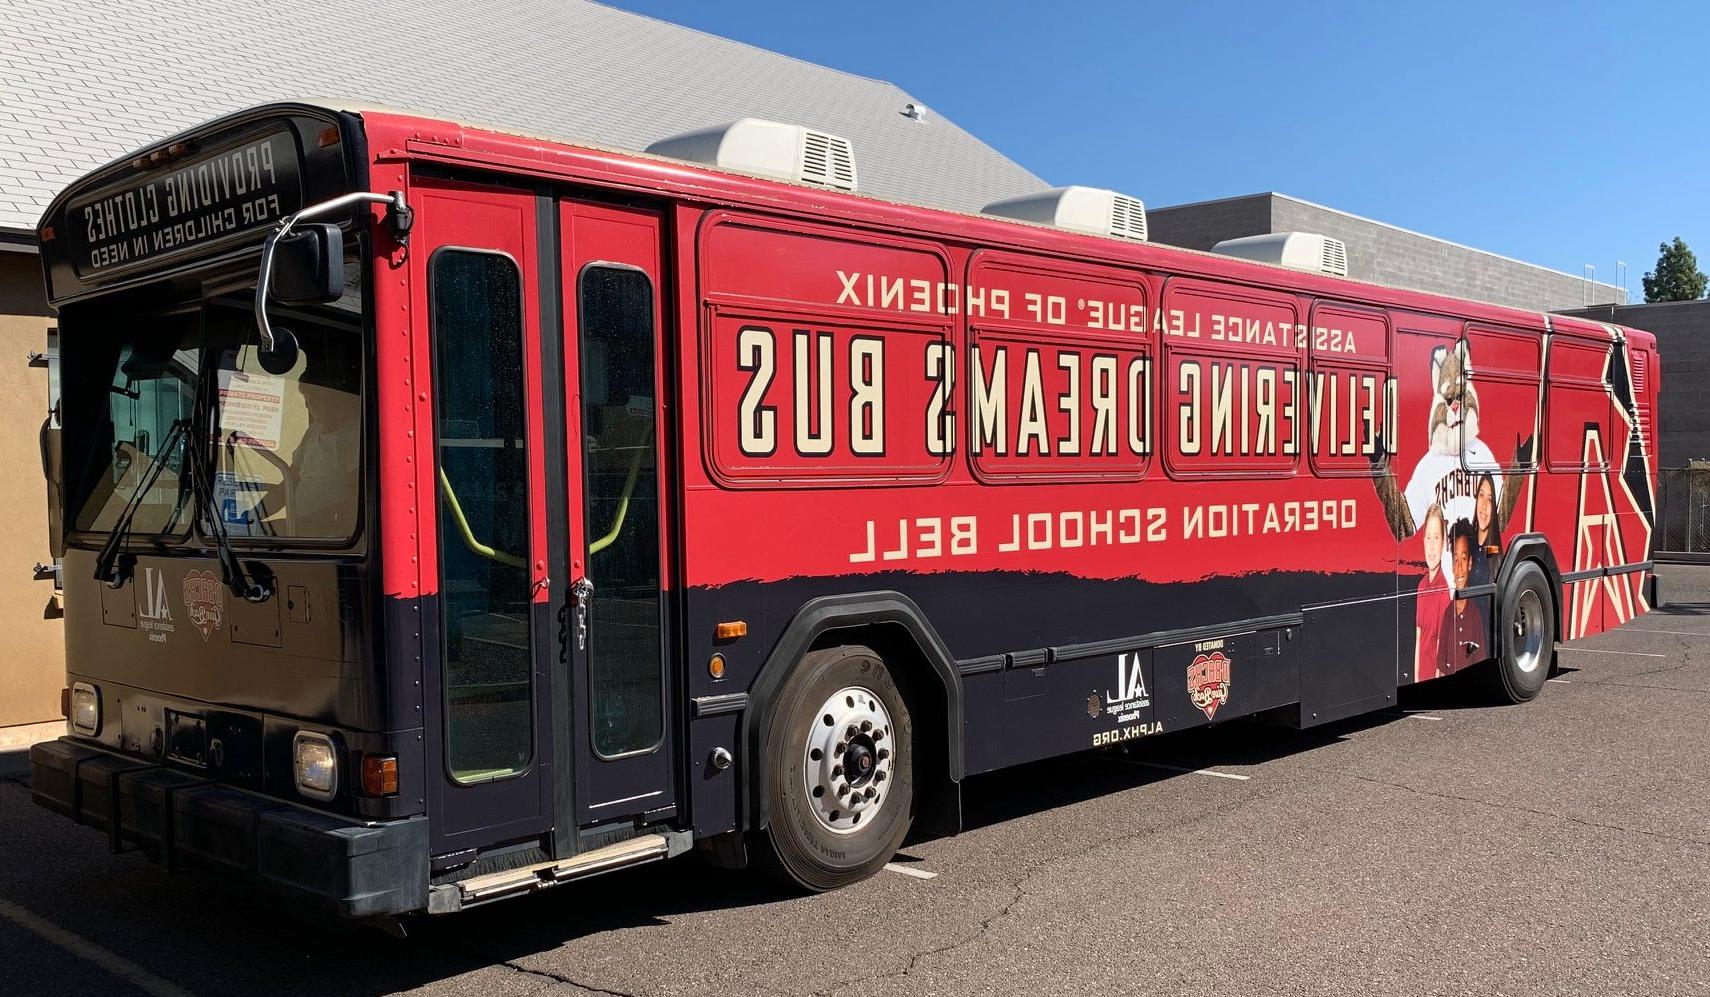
left=1372, top=340, right=1531, bottom=542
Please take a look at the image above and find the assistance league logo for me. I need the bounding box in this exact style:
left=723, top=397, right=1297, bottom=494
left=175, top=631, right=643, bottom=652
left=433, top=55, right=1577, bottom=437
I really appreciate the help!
left=182, top=569, right=224, bottom=640
left=1187, top=651, right=1231, bottom=720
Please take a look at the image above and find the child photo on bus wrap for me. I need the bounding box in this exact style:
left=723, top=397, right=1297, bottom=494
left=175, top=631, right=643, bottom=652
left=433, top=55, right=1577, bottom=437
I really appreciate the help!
left=1447, top=520, right=1488, bottom=672
left=1414, top=503, right=1451, bottom=681
left=1472, top=471, right=1502, bottom=587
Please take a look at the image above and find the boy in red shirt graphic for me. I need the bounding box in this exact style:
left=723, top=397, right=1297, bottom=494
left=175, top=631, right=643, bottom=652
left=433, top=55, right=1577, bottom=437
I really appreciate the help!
left=1415, top=504, right=1452, bottom=681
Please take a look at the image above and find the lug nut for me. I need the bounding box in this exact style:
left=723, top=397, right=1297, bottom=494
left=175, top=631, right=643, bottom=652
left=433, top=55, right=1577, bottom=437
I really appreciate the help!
left=832, top=764, right=842, bottom=778
left=847, top=725, right=859, bottom=739
left=875, top=770, right=886, bottom=783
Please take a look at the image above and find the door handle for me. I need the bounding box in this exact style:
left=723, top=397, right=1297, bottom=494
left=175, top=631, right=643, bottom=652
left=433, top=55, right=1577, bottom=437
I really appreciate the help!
left=571, top=577, right=594, bottom=650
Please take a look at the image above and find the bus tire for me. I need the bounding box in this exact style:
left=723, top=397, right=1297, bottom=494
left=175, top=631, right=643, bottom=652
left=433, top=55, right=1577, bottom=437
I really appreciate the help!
left=760, top=644, right=913, bottom=891
left=1488, top=559, right=1555, bottom=704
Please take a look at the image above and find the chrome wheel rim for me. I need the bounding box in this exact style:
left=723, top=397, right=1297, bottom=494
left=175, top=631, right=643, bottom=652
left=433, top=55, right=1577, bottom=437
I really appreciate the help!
left=802, top=686, right=893, bottom=834
left=1513, top=589, right=1547, bottom=674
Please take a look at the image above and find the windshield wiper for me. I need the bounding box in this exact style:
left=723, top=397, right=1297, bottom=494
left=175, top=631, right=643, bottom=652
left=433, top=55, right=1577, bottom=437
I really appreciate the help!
left=93, top=417, right=189, bottom=587
left=184, top=407, right=272, bottom=603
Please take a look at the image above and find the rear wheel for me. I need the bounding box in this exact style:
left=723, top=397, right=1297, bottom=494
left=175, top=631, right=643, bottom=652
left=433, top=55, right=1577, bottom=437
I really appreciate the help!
left=760, top=645, right=913, bottom=891
left=1488, top=559, right=1555, bottom=703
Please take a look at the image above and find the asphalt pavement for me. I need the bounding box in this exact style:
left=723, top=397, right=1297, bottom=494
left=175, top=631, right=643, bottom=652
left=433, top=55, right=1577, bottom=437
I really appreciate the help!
left=2, top=566, right=1707, bottom=997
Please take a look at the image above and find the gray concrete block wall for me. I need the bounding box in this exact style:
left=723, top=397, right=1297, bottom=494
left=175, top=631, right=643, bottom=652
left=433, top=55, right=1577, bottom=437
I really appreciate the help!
left=1144, top=194, right=1274, bottom=253
left=1147, top=193, right=1625, bottom=315
left=1559, top=299, right=1710, bottom=467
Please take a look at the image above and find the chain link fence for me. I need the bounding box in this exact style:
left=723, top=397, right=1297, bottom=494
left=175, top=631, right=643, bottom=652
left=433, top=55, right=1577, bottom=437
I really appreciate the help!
left=1657, top=467, right=1710, bottom=558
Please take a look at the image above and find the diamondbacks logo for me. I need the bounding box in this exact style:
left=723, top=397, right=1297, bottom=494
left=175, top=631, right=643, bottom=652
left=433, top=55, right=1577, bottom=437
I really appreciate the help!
left=182, top=570, right=224, bottom=641
left=1187, top=651, right=1231, bottom=720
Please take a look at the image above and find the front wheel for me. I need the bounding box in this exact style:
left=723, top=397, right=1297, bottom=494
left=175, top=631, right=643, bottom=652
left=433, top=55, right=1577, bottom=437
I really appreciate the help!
left=760, top=645, right=913, bottom=891
left=1488, top=559, right=1556, bottom=703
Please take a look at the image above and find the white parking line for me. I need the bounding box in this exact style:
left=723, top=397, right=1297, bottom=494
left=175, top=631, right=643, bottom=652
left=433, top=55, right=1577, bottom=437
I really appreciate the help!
left=0, top=897, right=193, bottom=997
left=1622, top=628, right=1707, bottom=637
left=1128, top=761, right=1251, bottom=781
left=884, top=862, right=939, bottom=880
left=1547, top=678, right=1573, bottom=684
left=1559, top=647, right=1666, bottom=658
left=1404, top=713, right=1446, bottom=721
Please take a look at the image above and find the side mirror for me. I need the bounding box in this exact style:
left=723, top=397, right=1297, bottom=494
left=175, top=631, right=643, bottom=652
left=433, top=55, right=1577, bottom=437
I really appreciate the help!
left=257, top=327, right=300, bottom=376
left=254, top=191, right=406, bottom=374
left=269, top=223, right=344, bottom=304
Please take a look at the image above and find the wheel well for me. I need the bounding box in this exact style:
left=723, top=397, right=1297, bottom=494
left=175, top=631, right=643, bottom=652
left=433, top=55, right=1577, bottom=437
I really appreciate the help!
left=1504, top=547, right=1563, bottom=670
left=1529, top=557, right=1563, bottom=643
left=743, top=593, right=964, bottom=838
left=1497, top=536, right=1566, bottom=646
left=808, top=623, right=960, bottom=837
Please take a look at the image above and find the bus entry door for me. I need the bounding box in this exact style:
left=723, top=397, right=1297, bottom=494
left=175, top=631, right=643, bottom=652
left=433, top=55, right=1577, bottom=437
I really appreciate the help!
left=559, top=200, right=677, bottom=828
left=417, top=180, right=556, bottom=859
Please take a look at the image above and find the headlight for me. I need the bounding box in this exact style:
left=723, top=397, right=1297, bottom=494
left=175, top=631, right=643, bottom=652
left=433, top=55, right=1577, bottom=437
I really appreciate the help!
left=70, top=683, right=99, bottom=735
left=293, top=732, right=338, bottom=801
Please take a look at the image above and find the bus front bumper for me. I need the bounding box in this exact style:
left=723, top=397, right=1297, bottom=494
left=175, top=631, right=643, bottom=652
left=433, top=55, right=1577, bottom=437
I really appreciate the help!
left=29, top=737, right=428, bottom=919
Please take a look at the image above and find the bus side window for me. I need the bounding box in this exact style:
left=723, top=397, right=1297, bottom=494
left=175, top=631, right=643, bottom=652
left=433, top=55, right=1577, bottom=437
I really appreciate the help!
left=1462, top=325, right=1541, bottom=474
left=1307, top=302, right=1393, bottom=478
left=1545, top=337, right=1613, bottom=473
left=1160, top=281, right=1300, bottom=479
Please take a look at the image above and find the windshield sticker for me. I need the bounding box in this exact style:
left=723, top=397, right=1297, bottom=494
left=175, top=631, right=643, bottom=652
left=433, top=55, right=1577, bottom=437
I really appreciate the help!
left=215, top=368, right=285, bottom=449
left=214, top=471, right=267, bottom=535
left=182, top=569, right=224, bottom=641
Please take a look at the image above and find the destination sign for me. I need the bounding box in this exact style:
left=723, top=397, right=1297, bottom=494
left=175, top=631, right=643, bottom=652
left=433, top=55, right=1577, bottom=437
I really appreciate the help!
left=69, top=128, right=303, bottom=276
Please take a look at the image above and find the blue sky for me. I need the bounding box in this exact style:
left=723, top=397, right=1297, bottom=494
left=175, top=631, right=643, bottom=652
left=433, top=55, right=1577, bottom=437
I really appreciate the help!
left=608, top=0, right=1707, bottom=299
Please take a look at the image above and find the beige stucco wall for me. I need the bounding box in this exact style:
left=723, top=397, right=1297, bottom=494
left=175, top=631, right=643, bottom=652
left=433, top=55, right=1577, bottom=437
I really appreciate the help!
left=0, top=250, right=63, bottom=727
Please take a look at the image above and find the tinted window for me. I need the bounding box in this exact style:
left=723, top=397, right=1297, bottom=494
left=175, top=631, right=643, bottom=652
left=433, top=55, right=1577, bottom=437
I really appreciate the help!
left=580, top=266, right=663, bottom=757
left=432, top=250, right=533, bottom=782
left=206, top=279, right=364, bottom=541
left=70, top=310, right=199, bottom=535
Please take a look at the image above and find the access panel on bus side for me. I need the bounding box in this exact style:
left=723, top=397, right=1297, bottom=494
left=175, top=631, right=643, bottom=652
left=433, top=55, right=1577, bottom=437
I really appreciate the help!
left=1297, top=300, right=1399, bottom=725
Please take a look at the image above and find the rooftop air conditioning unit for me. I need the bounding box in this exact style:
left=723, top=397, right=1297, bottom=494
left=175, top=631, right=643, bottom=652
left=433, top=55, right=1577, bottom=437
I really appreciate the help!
left=1212, top=232, right=1349, bottom=277
left=982, top=186, right=1148, bottom=242
left=646, top=118, right=857, bottom=191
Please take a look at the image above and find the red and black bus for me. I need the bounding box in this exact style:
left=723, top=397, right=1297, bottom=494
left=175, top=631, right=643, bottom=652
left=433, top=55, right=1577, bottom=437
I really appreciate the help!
left=30, top=101, right=1658, bottom=920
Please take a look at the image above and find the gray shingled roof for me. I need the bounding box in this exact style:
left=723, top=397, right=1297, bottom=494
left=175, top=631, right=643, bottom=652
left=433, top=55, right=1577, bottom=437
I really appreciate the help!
left=0, top=0, right=1047, bottom=236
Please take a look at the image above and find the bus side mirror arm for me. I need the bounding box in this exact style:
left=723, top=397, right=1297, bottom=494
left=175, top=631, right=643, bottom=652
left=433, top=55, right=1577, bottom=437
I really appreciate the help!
left=254, top=190, right=410, bottom=354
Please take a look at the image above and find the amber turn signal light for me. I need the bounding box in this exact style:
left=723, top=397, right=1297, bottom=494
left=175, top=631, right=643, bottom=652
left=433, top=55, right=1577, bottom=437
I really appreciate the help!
left=714, top=620, right=748, bottom=641
left=708, top=653, right=727, bottom=680
left=360, top=754, right=399, bottom=797
left=59, top=686, right=70, bottom=718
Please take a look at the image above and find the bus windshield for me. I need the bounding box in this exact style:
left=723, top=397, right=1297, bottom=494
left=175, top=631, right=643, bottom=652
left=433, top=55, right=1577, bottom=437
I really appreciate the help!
left=64, top=258, right=365, bottom=545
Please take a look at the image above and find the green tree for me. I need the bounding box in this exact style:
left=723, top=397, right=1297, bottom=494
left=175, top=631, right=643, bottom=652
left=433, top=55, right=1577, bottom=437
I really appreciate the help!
left=1642, top=236, right=1708, bottom=302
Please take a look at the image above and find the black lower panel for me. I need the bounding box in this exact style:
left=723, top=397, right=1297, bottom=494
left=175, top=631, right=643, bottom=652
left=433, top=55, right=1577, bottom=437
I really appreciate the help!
left=688, top=568, right=1395, bottom=785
